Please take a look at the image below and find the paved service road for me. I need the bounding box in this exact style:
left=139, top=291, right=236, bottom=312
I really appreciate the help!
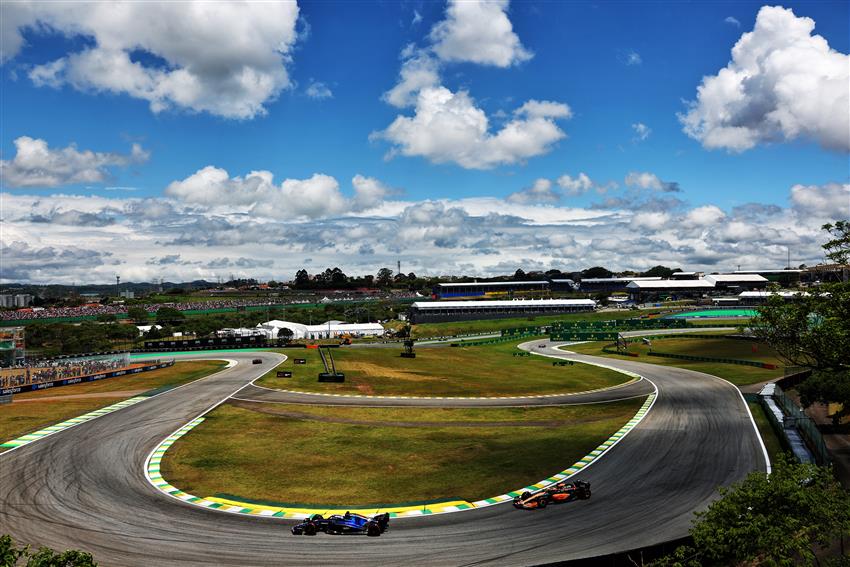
left=0, top=344, right=767, bottom=566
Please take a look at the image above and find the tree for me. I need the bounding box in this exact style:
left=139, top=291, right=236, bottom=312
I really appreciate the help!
left=0, top=535, right=97, bottom=566
left=155, top=307, right=185, bottom=326
left=95, top=314, right=117, bottom=323
left=294, top=269, right=310, bottom=288
left=581, top=266, right=613, bottom=279
left=277, top=327, right=294, bottom=343
left=822, top=220, right=850, bottom=264
left=652, top=459, right=850, bottom=567
left=514, top=268, right=526, bottom=280
left=752, top=222, right=850, bottom=423
left=127, top=307, right=148, bottom=324
left=641, top=265, right=679, bottom=278
left=376, top=268, right=394, bottom=287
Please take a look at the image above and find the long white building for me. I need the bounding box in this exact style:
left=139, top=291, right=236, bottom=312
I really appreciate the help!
left=219, top=320, right=386, bottom=340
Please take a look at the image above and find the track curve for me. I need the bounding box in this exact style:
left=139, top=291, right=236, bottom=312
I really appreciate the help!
left=0, top=345, right=766, bottom=566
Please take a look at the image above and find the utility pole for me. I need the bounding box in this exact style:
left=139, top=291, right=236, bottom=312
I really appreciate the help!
left=397, top=260, right=401, bottom=276
left=116, top=275, right=120, bottom=298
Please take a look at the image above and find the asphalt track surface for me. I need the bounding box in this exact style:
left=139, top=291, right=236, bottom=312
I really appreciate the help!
left=0, top=341, right=767, bottom=566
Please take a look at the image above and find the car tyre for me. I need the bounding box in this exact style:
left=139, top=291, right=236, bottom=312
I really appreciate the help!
left=367, top=523, right=381, bottom=537
left=539, top=497, right=548, bottom=509
left=304, top=523, right=317, bottom=536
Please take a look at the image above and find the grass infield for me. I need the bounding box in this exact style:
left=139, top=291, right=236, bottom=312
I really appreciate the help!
left=256, top=340, right=631, bottom=397
left=0, top=361, right=226, bottom=447
left=565, top=337, right=784, bottom=386
left=161, top=397, right=645, bottom=506
left=748, top=400, right=785, bottom=464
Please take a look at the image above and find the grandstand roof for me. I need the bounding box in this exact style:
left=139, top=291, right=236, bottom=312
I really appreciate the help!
left=436, top=281, right=549, bottom=287
left=625, top=279, right=715, bottom=289
left=581, top=277, right=661, bottom=283
left=411, top=299, right=596, bottom=310
left=704, top=274, right=768, bottom=284
left=733, top=270, right=802, bottom=274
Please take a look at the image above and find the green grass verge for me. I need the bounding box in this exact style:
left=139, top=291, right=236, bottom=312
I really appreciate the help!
left=565, top=337, right=784, bottom=386
left=257, top=340, right=630, bottom=396
left=748, top=401, right=786, bottom=464
left=0, top=361, right=226, bottom=445
left=161, top=398, right=645, bottom=505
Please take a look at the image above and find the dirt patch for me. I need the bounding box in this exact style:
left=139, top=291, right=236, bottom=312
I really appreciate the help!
left=343, top=361, right=446, bottom=383
left=227, top=399, right=595, bottom=428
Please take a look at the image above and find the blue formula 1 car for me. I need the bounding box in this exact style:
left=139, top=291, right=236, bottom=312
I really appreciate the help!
left=291, top=512, right=390, bottom=537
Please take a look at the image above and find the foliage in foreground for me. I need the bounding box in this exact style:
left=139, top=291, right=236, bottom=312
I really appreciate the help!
left=751, top=221, right=850, bottom=423
left=0, top=535, right=96, bottom=566
left=652, top=459, right=850, bottom=566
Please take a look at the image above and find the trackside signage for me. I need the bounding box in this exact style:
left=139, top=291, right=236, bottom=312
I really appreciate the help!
left=0, top=361, right=174, bottom=396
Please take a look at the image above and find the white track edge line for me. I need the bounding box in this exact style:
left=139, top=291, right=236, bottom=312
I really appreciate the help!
left=0, top=358, right=241, bottom=457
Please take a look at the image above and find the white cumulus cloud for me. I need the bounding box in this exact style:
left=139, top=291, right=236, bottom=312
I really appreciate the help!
left=624, top=171, right=680, bottom=193
left=383, top=49, right=441, bottom=108
left=680, top=5, right=850, bottom=152
left=374, top=87, right=569, bottom=169
left=507, top=178, right=559, bottom=204
left=685, top=205, right=727, bottom=226
left=305, top=81, right=333, bottom=100
left=632, top=122, right=651, bottom=141
left=164, top=167, right=395, bottom=220
left=0, top=136, right=148, bottom=188
left=790, top=182, right=850, bottom=219
left=2, top=1, right=300, bottom=119
left=429, top=0, right=532, bottom=68
left=556, top=173, right=594, bottom=196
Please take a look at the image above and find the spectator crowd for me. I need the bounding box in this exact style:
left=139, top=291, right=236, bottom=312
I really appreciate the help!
left=0, top=299, right=286, bottom=321
left=0, top=354, right=142, bottom=390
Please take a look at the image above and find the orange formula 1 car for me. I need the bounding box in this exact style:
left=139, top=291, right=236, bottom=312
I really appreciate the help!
left=512, top=480, right=591, bottom=510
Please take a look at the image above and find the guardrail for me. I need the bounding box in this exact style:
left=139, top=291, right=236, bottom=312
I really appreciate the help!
left=645, top=350, right=778, bottom=369
left=772, top=385, right=830, bottom=466
left=450, top=332, right=542, bottom=347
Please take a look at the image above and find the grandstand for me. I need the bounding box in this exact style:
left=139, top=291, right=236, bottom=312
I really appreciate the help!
left=0, top=353, right=133, bottom=393
left=431, top=281, right=549, bottom=300
left=408, top=299, right=596, bottom=323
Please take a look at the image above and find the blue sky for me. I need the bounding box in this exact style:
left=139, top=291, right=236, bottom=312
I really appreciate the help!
left=1, top=1, right=848, bottom=283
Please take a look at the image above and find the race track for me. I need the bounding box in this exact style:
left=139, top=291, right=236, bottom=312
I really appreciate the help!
left=0, top=343, right=767, bottom=566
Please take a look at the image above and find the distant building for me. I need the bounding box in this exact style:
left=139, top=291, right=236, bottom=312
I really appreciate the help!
left=704, top=274, right=768, bottom=290
left=408, top=298, right=596, bottom=324
left=670, top=271, right=702, bottom=280
left=580, top=277, right=661, bottom=293
left=0, top=294, right=33, bottom=308
left=119, top=290, right=135, bottom=299
left=626, top=279, right=715, bottom=302
left=734, top=269, right=801, bottom=286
